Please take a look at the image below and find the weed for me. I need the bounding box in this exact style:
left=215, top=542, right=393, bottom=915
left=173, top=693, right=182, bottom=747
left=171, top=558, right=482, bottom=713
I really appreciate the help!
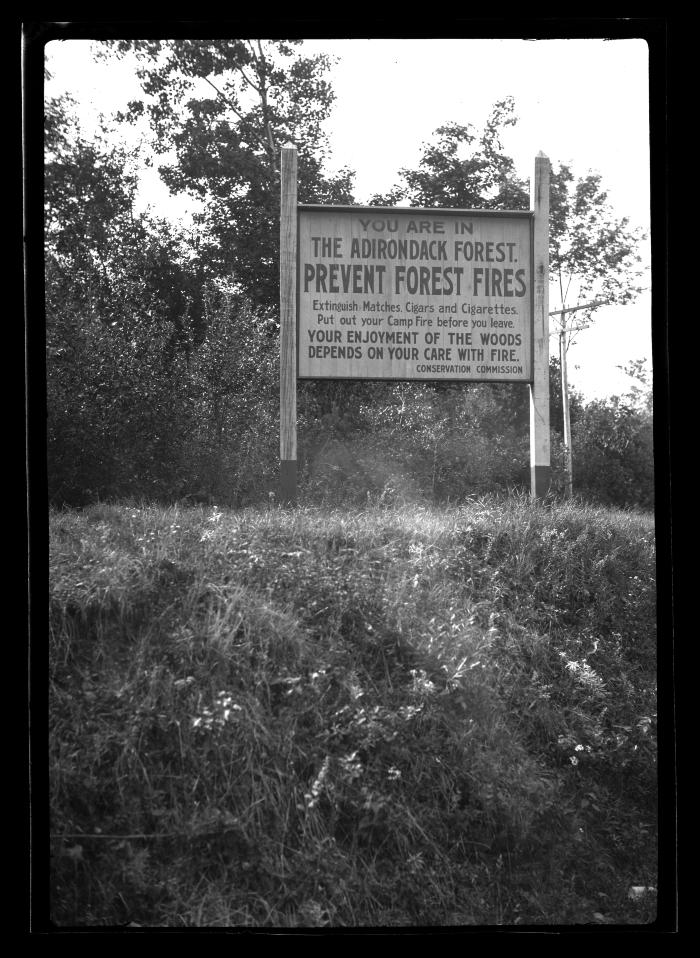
left=48, top=497, right=657, bottom=927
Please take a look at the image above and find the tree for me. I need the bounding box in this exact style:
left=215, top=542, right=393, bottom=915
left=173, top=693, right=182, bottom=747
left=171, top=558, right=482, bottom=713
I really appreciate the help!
left=616, top=358, right=653, bottom=415
left=45, top=89, right=206, bottom=348
left=547, top=166, right=647, bottom=497
left=369, top=98, right=529, bottom=211
left=45, top=48, right=359, bottom=506
left=571, top=393, right=654, bottom=509
left=548, top=164, right=647, bottom=349
left=548, top=357, right=585, bottom=440
left=46, top=63, right=651, bottom=508
left=372, top=96, right=646, bottom=333
left=45, top=91, right=224, bottom=503
left=104, top=40, right=355, bottom=310
left=370, top=97, right=648, bottom=497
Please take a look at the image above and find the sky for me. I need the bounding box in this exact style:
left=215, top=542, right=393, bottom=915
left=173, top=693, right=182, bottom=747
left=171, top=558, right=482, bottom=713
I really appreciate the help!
left=44, top=36, right=653, bottom=401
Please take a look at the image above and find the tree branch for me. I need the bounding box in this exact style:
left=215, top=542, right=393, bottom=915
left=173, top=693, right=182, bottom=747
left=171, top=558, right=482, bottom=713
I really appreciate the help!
left=235, top=63, right=262, bottom=96
left=244, top=39, right=259, bottom=67
left=251, top=40, right=277, bottom=172
left=202, top=76, right=269, bottom=155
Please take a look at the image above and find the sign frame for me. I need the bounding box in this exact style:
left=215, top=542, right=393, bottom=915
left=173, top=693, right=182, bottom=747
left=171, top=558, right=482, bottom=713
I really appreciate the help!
left=279, top=144, right=551, bottom=502
left=295, top=204, right=535, bottom=385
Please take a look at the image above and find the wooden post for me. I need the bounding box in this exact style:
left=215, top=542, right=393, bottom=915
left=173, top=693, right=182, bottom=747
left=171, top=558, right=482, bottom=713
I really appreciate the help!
left=559, top=323, right=573, bottom=498
left=280, top=142, right=298, bottom=504
left=529, top=153, right=551, bottom=499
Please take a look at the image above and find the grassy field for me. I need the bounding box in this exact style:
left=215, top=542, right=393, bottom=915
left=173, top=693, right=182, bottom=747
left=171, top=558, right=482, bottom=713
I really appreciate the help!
left=47, top=496, right=658, bottom=927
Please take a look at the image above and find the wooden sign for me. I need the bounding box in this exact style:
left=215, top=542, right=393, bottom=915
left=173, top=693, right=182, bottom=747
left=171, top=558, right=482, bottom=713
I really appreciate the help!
left=279, top=145, right=550, bottom=503
left=297, top=206, right=533, bottom=382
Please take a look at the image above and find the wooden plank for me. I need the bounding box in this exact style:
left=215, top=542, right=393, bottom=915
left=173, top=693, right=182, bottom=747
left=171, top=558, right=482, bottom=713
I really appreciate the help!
left=279, top=143, right=298, bottom=503
left=529, top=153, right=551, bottom=499
left=297, top=208, right=533, bottom=384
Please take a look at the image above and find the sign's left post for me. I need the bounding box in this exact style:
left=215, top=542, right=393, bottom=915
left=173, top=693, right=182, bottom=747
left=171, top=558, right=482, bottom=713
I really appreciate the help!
left=279, top=143, right=298, bottom=504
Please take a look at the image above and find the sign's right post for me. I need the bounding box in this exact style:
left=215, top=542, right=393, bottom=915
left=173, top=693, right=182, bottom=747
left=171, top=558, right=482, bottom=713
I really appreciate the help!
left=529, top=153, right=551, bottom=499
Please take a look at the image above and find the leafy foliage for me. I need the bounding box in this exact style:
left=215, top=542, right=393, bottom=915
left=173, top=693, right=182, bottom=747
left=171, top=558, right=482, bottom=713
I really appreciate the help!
left=45, top=93, right=279, bottom=506
left=549, top=164, right=646, bottom=346
left=106, top=40, right=355, bottom=308
left=369, top=98, right=529, bottom=211
left=371, top=96, right=646, bottom=346
left=45, top=55, right=653, bottom=511
left=45, top=92, right=205, bottom=344
left=572, top=394, right=654, bottom=509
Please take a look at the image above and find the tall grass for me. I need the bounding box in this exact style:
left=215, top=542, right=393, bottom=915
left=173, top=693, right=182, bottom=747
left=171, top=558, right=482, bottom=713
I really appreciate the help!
left=48, top=496, right=657, bottom=927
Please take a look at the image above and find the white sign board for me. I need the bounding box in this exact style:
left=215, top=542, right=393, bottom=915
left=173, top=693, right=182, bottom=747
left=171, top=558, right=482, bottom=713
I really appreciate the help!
left=297, top=206, right=533, bottom=382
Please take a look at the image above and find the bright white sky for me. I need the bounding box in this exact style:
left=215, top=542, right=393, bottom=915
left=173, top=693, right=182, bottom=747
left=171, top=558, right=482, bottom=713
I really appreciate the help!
left=45, top=37, right=653, bottom=401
